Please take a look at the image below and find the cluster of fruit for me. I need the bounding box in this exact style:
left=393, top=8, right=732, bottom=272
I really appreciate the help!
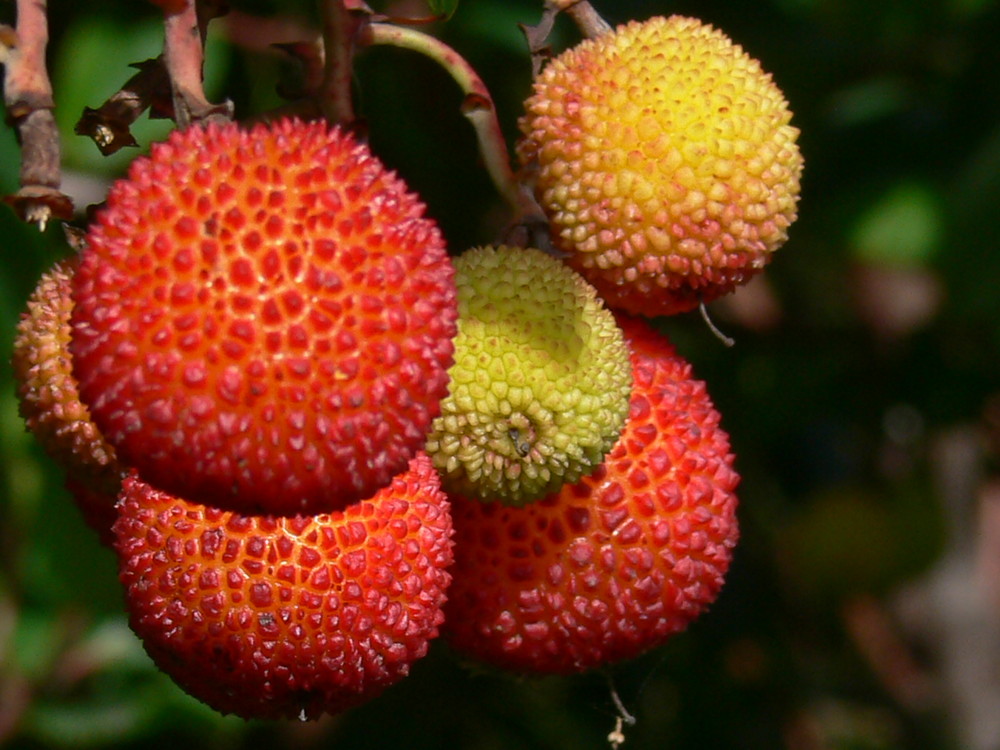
left=10, top=9, right=801, bottom=723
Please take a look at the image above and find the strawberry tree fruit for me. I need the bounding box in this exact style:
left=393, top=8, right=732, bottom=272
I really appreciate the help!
left=518, top=15, right=803, bottom=317
left=113, top=453, right=454, bottom=720
left=12, top=257, right=124, bottom=542
left=70, top=117, right=458, bottom=516
left=442, top=314, right=739, bottom=673
left=424, top=245, right=632, bottom=505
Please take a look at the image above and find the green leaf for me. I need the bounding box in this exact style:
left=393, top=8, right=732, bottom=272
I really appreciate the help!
left=428, top=0, right=459, bottom=21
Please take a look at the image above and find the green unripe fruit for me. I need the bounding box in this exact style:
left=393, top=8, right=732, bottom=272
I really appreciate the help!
left=425, top=245, right=632, bottom=505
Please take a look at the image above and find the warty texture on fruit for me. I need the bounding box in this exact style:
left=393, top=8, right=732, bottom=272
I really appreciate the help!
left=71, top=117, right=458, bottom=515
left=425, top=245, right=632, bottom=505
left=12, top=257, right=124, bottom=541
left=518, top=15, right=803, bottom=316
left=113, top=453, right=454, bottom=720
left=443, top=314, right=739, bottom=673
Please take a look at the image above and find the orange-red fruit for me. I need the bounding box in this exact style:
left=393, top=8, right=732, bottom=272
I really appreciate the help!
left=71, top=118, right=457, bottom=515
left=518, top=16, right=803, bottom=316
left=113, top=453, right=453, bottom=720
left=443, top=315, right=739, bottom=673
left=13, top=258, right=125, bottom=539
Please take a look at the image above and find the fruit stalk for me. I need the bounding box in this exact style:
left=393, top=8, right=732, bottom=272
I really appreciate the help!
left=365, top=22, right=525, bottom=215
left=318, top=0, right=361, bottom=124
left=606, top=674, right=637, bottom=750
left=161, top=0, right=232, bottom=126
left=548, top=0, right=611, bottom=39
left=1, top=0, right=72, bottom=229
left=699, top=302, right=736, bottom=348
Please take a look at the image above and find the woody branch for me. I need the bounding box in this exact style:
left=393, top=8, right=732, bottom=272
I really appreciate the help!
left=1, top=0, right=73, bottom=229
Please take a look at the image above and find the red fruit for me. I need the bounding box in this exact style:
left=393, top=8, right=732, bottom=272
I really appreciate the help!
left=443, top=315, right=739, bottom=673
left=113, top=453, right=453, bottom=720
left=71, top=118, right=457, bottom=515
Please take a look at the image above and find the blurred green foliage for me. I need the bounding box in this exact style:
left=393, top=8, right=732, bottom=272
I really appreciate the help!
left=3, top=0, right=1000, bottom=748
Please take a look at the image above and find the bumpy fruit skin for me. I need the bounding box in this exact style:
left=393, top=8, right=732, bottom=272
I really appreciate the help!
left=518, top=15, right=803, bottom=316
left=443, top=315, right=739, bottom=673
left=424, top=245, right=631, bottom=505
left=12, top=258, right=124, bottom=540
left=113, top=453, right=453, bottom=720
left=71, top=118, right=457, bottom=515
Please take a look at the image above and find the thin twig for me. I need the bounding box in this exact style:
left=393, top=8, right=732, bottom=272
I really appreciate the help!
left=365, top=22, right=526, bottom=216
left=699, top=301, right=736, bottom=347
left=161, top=0, right=232, bottom=127
left=519, top=4, right=559, bottom=79
left=318, top=0, right=362, bottom=125
left=604, top=670, right=636, bottom=749
left=1, top=0, right=73, bottom=229
left=522, top=2, right=610, bottom=79
left=555, top=0, right=612, bottom=38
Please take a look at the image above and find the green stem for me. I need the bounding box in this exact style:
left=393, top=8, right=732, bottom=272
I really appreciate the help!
left=365, top=22, right=524, bottom=215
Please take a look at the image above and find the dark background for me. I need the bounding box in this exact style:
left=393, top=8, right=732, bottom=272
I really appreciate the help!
left=3, top=0, right=1000, bottom=748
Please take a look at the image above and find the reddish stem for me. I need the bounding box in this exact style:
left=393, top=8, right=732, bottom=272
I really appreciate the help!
left=523, top=2, right=610, bottom=80
left=365, top=23, right=531, bottom=217
left=318, top=0, right=363, bottom=125
left=563, top=1, right=611, bottom=38
left=161, top=0, right=232, bottom=127
left=548, top=0, right=610, bottom=38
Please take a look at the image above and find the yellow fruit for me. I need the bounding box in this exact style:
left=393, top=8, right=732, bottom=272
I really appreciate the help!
left=518, top=15, right=803, bottom=316
left=12, top=258, right=125, bottom=544
left=12, top=258, right=124, bottom=498
left=425, top=246, right=632, bottom=505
